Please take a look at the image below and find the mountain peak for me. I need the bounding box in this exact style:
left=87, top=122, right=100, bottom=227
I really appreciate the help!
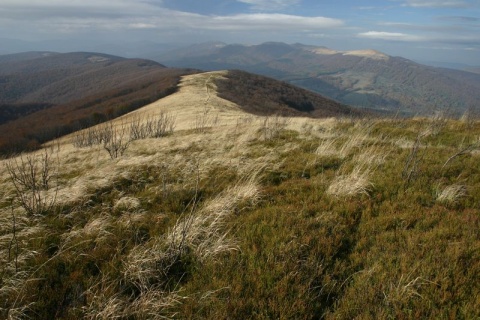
left=304, top=46, right=389, bottom=60
left=343, top=49, right=389, bottom=60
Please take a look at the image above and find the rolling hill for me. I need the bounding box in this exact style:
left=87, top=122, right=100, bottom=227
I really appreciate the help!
left=94, top=70, right=365, bottom=136
left=0, top=51, right=197, bottom=153
left=157, top=42, right=480, bottom=115
left=0, top=51, right=366, bottom=154
left=0, top=51, right=174, bottom=105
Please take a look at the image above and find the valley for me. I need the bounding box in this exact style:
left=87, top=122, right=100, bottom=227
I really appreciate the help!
left=158, top=42, right=480, bottom=115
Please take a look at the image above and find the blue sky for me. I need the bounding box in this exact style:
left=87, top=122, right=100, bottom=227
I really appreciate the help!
left=0, top=0, right=479, bottom=65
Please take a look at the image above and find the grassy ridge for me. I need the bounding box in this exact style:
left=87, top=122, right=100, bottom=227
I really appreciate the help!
left=0, top=115, right=479, bottom=319
left=0, top=51, right=198, bottom=154
left=0, top=68, right=194, bottom=154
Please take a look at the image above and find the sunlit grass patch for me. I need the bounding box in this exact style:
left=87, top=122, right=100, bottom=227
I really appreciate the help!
left=327, top=165, right=373, bottom=197
left=436, top=184, right=467, bottom=204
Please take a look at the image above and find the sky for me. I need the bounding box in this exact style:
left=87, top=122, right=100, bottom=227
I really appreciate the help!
left=0, top=0, right=479, bottom=65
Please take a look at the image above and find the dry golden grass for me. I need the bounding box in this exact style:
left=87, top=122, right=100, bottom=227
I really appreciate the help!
left=327, top=165, right=373, bottom=197
left=436, top=184, right=467, bottom=204
left=1, top=72, right=479, bottom=319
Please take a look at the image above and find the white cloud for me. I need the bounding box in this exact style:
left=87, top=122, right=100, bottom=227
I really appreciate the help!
left=358, top=31, right=425, bottom=41
left=0, top=1, right=343, bottom=38
left=0, top=0, right=146, bottom=11
left=209, top=14, right=343, bottom=31
left=402, top=0, right=469, bottom=8
left=437, top=16, right=479, bottom=22
left=378, top=21, right=466, bottom=33
left=0, top=0, right=162, bottom=21
left=236, top=0, right=300, bottom=11
left=129, top=23, right=157, bottom=29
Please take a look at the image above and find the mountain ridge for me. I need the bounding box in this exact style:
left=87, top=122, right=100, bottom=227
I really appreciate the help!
left=0, top=51, right=195, bottom=153
left=157, top=42, right=480, bottom=114
left=0, top=51, right=363, bottom=154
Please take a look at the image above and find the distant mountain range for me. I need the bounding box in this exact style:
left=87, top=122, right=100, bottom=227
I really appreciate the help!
left=157, top=42, right=480, bottom=115
left=465, top=67, right=480, bottom=75
left=0, top=37, right=182, bottom=59
left=0, top=51, right=173, bottom=104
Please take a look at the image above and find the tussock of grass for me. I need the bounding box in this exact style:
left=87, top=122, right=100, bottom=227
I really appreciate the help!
left=354, top=145, right=388, bottom=166
left=315, top=130, right=370, bottom=160
left=113, top=196, right=141, bottom=212
left=315, top=138, right=339, bottom=157
left=327, top=165, right=373, bottom=197
left=436, top=184, right=467, bottom=204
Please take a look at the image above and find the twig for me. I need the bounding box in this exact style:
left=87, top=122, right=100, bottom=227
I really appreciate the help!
left=442, top=142, right=480, bottom=169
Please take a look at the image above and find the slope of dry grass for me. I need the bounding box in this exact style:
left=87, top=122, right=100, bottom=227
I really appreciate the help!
left=0, top=72, right=479, bottom=319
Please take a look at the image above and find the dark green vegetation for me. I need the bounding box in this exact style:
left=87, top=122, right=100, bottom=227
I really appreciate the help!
left=1, top=116, right=479, bottom=319
left=0, top=52, right=195, bottom=154
left=159, top=41, right=480, bottom=114
left=216, top=70, right=364, bottom=117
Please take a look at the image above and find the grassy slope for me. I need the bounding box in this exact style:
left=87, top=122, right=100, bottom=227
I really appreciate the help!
left=0, top=52, right=199, bottom=153
left=0, top=72, right=479, bottom=319
left=0, top=68, right=194, bottom=153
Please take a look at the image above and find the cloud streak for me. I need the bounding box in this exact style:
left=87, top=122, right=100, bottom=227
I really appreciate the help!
left=237, top=0, right=300, bottom=11
left=402, top=0, right=469, bottom=8
left=358, top=31, right=425, bottom=41
left=437, top=16, right=480, bottom=22
left=209, top=14, right=343, bottom=31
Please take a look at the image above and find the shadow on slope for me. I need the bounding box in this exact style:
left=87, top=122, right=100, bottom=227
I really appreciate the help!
left=215, top=70, right=367, bottom=118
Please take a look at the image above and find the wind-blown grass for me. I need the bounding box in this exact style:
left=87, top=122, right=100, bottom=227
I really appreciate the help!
left=0, top=91, right=479, bottom=319
left=436, top=184, right=467, bottom=204
left=327, top=165, right=373, bottom=197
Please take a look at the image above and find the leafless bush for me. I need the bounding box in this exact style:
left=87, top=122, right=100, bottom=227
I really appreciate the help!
left=129, top=117, right=146, bottom=141
left=261, top=114, right=290, bottom=140
left=72, top=126, right=104, bottom=148
left=151, top=112, right=176, bottom=138
left=74, top=112, right=176, bottom=150
left=102, top=122, right=130, bottom=159
left=5, top=149, right=58, bottom=216
left=193, top=107, right=212, bottom=133
left=130, top=112, right=176, bottom=141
